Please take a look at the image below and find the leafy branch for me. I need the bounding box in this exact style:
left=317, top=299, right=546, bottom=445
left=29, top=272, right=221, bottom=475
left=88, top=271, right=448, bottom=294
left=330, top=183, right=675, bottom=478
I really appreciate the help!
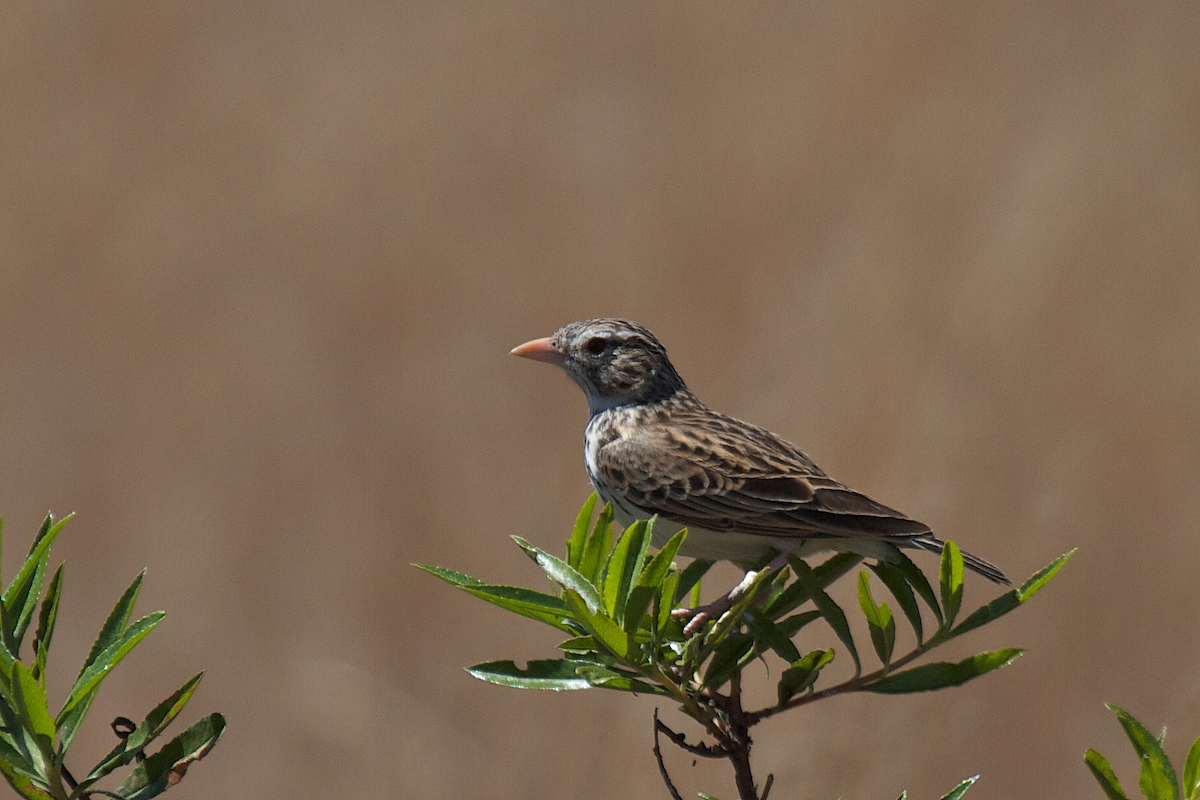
left=1086, top=704, right=1200, bottom=800
left=418, top=494, right=1071, bottom=799
left=0, top=514, right=224, bottom=800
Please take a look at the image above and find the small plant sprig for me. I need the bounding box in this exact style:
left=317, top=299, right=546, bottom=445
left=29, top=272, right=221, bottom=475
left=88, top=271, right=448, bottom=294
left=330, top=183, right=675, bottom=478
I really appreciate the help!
left=0, top=513, right=224, bottom=800
left=419, top=494, right=1071, bottom=800
left=1086, top=705, right=1200, bottom=800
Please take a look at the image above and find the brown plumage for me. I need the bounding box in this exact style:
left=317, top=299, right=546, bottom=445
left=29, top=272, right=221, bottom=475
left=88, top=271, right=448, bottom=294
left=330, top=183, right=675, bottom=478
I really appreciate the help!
left=512, top=318, right=1010, bottom=585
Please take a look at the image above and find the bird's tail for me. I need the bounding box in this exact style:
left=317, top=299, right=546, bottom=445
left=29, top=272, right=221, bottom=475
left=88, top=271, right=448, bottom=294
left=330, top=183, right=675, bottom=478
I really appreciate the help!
left=913, top=535, right=1011, bottom=586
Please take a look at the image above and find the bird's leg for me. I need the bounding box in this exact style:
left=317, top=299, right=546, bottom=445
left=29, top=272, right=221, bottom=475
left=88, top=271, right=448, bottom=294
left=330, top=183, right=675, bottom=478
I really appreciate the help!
left=672, top=551, right=792, bottom=636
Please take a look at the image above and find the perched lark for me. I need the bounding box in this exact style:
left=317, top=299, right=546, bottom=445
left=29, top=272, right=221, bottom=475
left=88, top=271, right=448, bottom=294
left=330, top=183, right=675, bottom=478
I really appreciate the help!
left=512, top=318, right=1009, bottom=628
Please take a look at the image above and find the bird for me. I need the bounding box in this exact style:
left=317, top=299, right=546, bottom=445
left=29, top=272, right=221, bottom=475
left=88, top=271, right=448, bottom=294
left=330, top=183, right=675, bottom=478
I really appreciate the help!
left=511, top=318, right=1010, bottom=628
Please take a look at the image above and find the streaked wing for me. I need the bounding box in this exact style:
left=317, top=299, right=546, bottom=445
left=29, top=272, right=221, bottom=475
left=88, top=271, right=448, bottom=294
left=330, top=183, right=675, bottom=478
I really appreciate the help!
left=596, top=408, right=931, bottom=542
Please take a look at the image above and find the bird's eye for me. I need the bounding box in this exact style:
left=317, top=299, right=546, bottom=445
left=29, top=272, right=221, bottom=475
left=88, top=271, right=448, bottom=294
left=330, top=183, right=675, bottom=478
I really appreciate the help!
left=585, top=337, right=608, bottom=355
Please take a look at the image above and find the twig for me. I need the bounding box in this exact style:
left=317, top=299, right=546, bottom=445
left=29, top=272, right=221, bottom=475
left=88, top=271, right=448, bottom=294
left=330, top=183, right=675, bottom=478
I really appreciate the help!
left=653, top=710, right=686, bottom=800
left=655, top=711, right=725, bottom=759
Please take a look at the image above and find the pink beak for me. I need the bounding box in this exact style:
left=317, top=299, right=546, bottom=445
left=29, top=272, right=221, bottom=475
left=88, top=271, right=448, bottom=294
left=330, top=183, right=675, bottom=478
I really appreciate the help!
left=510, top=336, right=566, bottom=365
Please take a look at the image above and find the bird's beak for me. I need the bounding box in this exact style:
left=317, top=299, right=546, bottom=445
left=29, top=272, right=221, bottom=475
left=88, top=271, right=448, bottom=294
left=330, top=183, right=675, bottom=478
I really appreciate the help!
left=510, top=336, right=566, bottom=364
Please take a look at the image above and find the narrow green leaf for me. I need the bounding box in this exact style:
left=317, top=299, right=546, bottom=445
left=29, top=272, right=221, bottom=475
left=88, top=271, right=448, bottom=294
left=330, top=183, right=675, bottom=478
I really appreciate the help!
left=702, top=632, right=757, bottom=690
left=1107, top=704, right=1179, bottom=800
left=32, top=566, right=62, bottom=684
left=891, top=550, right=942, bottom=625
left=80, top=571, right=146, bottom=680
left=939, top=542, right=964, bottom=629
left=113, top=713, right=224, bottom=800
left=467, top=660, right=593, bottom=690
left=80, top=673, right=206, bottom=786
left=513, top=537, right=602, bottom=614
left=870, top=561, right=924, bottom=644
left=763, top=552, right=861, bottom=619
left=11, top=664, right=54, bottom=745
left=583, top=609, right=632, bottom=660
left=777, top=648, right=834, bottom=703
left=743, top=609, right=801, bottom=663
left=459, top=585, right=575, bottom=631
left=556, top=636, right=601, bottom=656
left=1140, top=757, right=1178, bottom=800
left=602, top=520, right=651, bottom=622
left=2, top=514, right=71, bottom=654
left=578, top=503, right=615, bottom=583
left=622, top=527, right=685, bottom=633
left=574, top=665, right=666, bottom=695
left=57, top=611, right=165, bottom=751
left=1085, top=749, right=1132, bottom=800
left=0, top=738, right=43, bottom=796
left=674, top=558, right=714, bottom=605
left=654, top=568, right=680, bottom=634
left=704, top=570, right=774, bottom=653
left=791, top=558, right=860, bottom=676
left=0, top=754, right=52, bottom=800
left=950, top=550, right=1074, bottom=639
left=1183, top=735, right=1200, bottom=800
left=867, top=648, right=1023, bottom=694
left=857, top=571, right=895, bottom=665
left=1017, top=549, right=1075, bottom=603
left=938, top=775, right=978, bottom=800
left=568, top=493, right=599, bottom=568
left=775, top=610, right=821, bottom=639
left=412, top=564, right=485, bottom=587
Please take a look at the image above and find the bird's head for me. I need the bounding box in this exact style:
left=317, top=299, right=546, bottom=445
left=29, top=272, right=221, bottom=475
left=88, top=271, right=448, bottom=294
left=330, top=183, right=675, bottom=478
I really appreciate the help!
left=511, top=318, right=687, bottom=414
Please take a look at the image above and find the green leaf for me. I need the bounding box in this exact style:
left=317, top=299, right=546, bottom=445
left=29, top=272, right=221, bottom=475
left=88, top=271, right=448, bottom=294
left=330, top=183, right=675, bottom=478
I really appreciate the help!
left=81, top=673, right=206, bottom=785
left=467, top=659, right=593, bottom=690
left=556, top=636, right=601, bottom=656
left=743, top=608, right=801, bottom=664
left=702, top=632, right=757, bottom=690
left=1107, top=704, right=1179, bottom=800
left=775, top=610, right=822, bottom=639
left=57, top=611, right=165, bottom=752
left=0, top=754, right=53, bottom=800
left=574, top=665, right=666, bottom=695
left=763, top=552, right=861, bottom=619
left=654, top=568, right=680, bottom=635
left=777, top=648, right=834, bottom=703
left=80, top=571, right=146, bottom=679
left=458, top=585, right=575, bottom=631
left=891, top=550, right=942, bottom=625
left=578, top=503, right=615, bottom=583
left=704, top=570, right=774, bottom=653
left=1085, top=749, right=1132, bottom=800
left=791, top=558, right=860, bottom=676
left=1183, top=735, right=1200, bottom=800
left=412, top=563, right=485, bottom=587
left=580, top=609, right=632, bottom=661
left=513, top=536, right=602, bottom=614
left=602, top=520, right=651, bottom=623
left=674, top=558, right=713, bottom=605
left=2, top=514, right=71, bottom=656
left=938, top=775, right=978, bottom=800
left=857, top=571, right=895, bottom=666
left=950, top=550, right=1074, bottom=639
left=867, top=648, right=1023, bottom=694
left=10, top=663, right=54, bottom=774
left=113, top=712, right=224, bottom=800
left=870, top=561, right=924, bottom=644
left=31, top=566, right=62, bottom=685
left=939, top=542, right=964, bottom=629
left=568, top=493, right=599, bottom=568
left=624, top=527, right=687, bottom=632
left=1017, top=549, right=1075, bottom=603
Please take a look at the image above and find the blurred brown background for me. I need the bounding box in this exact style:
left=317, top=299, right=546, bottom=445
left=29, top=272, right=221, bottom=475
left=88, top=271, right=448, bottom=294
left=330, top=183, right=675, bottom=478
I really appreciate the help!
left=2, top=3, right=1198, bottom=799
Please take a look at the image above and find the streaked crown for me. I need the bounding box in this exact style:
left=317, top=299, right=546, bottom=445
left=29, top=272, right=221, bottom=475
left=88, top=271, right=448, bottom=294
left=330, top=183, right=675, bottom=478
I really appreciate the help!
left=549, top=319, right=688, bottom=412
